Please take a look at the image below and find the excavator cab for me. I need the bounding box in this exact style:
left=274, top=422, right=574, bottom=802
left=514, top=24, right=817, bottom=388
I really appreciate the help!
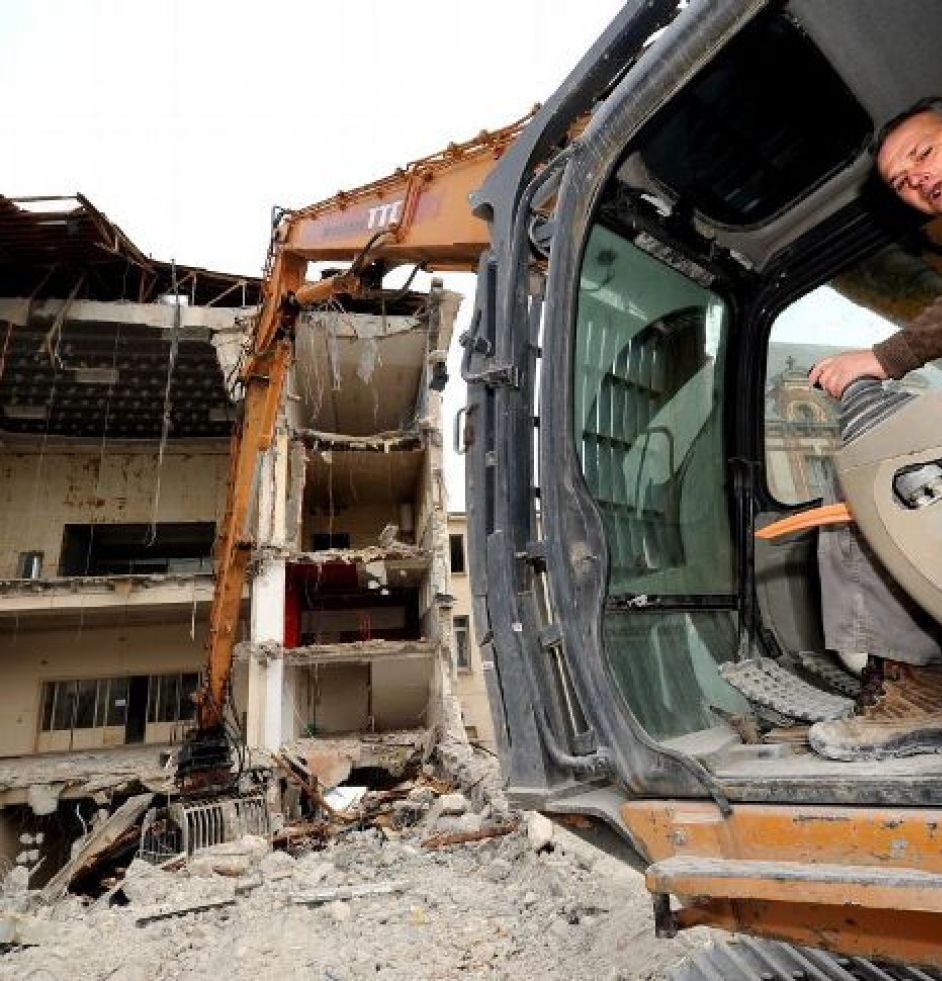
left=467, top=0, right=942, bottom=969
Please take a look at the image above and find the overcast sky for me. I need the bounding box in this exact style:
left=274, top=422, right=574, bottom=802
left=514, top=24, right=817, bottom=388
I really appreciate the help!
left=0, top=0, right=625, bottom=508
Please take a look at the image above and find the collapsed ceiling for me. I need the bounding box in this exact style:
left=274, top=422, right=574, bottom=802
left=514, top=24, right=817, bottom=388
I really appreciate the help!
left=0, top=195, right=261, bottom=306
left=0, top=321, right=233, bottom=439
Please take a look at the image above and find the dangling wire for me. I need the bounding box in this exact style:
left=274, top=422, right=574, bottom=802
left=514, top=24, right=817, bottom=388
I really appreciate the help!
left=0, top=320, right=14, bottom=385
left=146, top=261, right=182, bottom=546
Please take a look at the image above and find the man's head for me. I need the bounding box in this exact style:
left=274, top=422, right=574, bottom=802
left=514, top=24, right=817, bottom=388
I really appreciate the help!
left=876, top=98, right=942, bottom=215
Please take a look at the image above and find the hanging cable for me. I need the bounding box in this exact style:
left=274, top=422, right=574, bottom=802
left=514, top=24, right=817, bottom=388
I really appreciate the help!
left=146, top=261, right=182, bottom=546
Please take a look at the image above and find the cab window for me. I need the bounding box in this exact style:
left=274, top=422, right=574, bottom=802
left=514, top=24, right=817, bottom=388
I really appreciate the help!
left=574, top=224, right=748, bottom=740
left=765, top=244, right=942, bottom=506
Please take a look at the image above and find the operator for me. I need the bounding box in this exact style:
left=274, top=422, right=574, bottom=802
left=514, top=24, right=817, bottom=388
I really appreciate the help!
left=805, top=98, right=942, bottom=762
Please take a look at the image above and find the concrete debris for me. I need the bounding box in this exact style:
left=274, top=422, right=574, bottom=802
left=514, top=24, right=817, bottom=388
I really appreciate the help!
left=134, top=897, right=236, bottom=927
left=26, top=783, right=61, bottom=816
left=0, top=764, right=714, bottom=980
left=0, top=912, right=86, bottom=947
left=258, top=849, right=296, bottom=881
left=292, top=880, right=410, bottom=906
left=526, top=810, right=556, bottom=853
left=326, top=899, right=352, bottom=923
left=437, top=793, right=469, bottom=816
left=378, top=523, right=399, bottom=547
left=121, top=858, right=177, bottom=907
left=2, top=865, right=30, bottom=894
left=187, top=835, right=270, bottom=879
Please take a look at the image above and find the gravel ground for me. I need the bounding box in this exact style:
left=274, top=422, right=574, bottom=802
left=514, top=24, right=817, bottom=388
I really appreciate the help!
left=0, top=811, right=711, bottom=981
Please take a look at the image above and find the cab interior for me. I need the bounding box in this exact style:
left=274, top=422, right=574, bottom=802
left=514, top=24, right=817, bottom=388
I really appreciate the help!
left=568, top=1, right=942, bottom=802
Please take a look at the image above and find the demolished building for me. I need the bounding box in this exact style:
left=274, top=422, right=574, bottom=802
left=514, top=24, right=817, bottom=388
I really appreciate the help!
left=0, top=195, right=260, bottom=877
left=0, top=194, right=479, bottom=883
left=238, top=281, right=464, bottom=768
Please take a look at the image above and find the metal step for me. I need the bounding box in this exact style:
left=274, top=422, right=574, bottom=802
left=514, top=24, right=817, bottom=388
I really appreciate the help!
left=669, top=934, right=942, bottom=981
left=720, top=657, right=854, bottom=722
left=647, top=855, right=942, bottom=912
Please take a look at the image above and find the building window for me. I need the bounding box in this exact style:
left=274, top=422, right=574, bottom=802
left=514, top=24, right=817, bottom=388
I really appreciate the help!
left=311, top=532, right=351, bottom=551
left=449, top=534, right=466, bottom=574
left=59, top=522, right=215, bottom=577
left=40, top=677, right=129, bottom=731
left=803, top=454, right=833, bottom=500
left=147, top=672, right=200, bottom=724
left=454, top=615, right=471, bottom=671
left=17, top=551, right=43, bottom=579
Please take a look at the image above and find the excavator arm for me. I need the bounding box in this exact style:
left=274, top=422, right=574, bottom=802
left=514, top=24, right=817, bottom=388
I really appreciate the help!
left=176, top=113, right=533, bottom=788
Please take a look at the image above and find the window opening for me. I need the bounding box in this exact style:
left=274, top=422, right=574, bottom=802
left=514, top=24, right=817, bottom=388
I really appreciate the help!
left=59, top=522, right=215, bottom=577
left=17, top=551, right=43, bottom=579
left=449, top=534, right=466, bottom=574
left=634, top=13, right=871, bottom=226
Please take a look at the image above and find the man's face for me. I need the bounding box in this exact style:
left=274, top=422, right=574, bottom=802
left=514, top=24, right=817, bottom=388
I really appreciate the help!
left=877, top=110, right=942, bottom=215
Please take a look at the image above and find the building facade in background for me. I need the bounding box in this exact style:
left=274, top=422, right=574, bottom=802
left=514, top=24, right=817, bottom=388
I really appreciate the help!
left=446, top=513, right=496, bottom=752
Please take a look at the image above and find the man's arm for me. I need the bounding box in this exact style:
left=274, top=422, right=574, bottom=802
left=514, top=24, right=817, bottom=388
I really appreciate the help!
left=809, top=294, right=942, bottom=397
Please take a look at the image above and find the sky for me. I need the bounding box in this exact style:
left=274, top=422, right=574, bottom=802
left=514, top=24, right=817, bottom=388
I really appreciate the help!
left=0, top=1, right=626, bottom=509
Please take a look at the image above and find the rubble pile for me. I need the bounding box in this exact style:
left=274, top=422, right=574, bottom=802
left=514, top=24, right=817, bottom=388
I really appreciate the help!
left=0, top=748, right=710, bottom=980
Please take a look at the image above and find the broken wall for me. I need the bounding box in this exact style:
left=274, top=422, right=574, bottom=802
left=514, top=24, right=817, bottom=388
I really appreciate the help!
left=371, top=657, right=430, bottom=729
left=294, top=312, right=429, bottom=435
left=249, top=288, right=461, bottom=749
left=0, top=444, right=230, bottom=577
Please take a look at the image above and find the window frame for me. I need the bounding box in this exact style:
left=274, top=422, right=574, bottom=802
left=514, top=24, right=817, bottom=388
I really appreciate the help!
left=449, top=534, right=466, bottom=575
left=453, top=615, right=471, bottom=671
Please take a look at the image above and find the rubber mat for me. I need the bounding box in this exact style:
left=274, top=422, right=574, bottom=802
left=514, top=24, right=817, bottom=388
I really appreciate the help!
left=720, top=657, right=854, bottom=723
left=669, top=935, right=942, bottom=981
left=796, top=650, right=862, bottom=699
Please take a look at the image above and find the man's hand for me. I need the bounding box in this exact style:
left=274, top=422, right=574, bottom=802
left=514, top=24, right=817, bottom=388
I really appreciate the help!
left=807, top=349, right=887, bottom=398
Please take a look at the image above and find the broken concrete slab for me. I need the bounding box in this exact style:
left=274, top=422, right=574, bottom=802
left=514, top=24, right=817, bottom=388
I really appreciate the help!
left=438, top=793, right=468, bottom=816
left=292, top=880, right=410, bottom=906
left=0, top=912, right=86, bottom=946
left=0, top=746, right=172, bottom=808
left=282, top=730, right=426, bottom=792
left=526, top=811, right=555, bottom=853
left=187, top=834, right=270, bottom=879
left=26, top=783, right=61, bottom=816
left=42, top=792, right=154, bottom=901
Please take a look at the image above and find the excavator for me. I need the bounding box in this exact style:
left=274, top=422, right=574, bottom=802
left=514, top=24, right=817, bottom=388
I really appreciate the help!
left=172, top=0, right=942, bottom=976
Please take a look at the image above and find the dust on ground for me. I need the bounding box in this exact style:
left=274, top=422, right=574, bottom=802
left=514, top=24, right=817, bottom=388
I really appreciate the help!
left=0, top=793, right=711, bottom=980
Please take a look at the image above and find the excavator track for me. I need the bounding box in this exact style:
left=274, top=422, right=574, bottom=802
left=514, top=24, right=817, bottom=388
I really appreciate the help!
left=669, top=936, right=942, bottom=981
